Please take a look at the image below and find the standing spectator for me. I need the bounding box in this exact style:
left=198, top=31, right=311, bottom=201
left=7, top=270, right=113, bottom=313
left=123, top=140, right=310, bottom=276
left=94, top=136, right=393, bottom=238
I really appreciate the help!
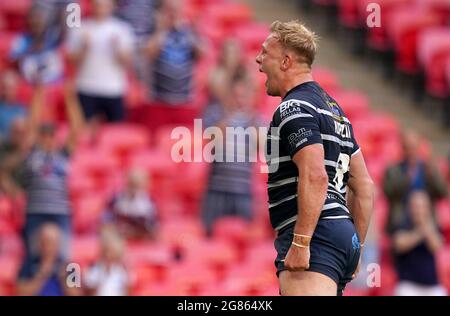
left=0, top=70, right=27, bottom=139
left=392, top=191, right=446, bottom=296
left=17, top=223, right=80, bottom=296
left=116, top=0, right=160, bottom=42
left=115, top=0, right=160, bottom=85
left=84, top=227, right=129, bottom=296
left=17, top=83, right=83, bottom=262
left=202, top=70, right=259, bottom=235
left=143, top=0, right=204, bottom=106
left=104, top=168, right=158, bottom=240
left=0, top=118, right=29, bottom=197
left=383, top=130, right=448, bottom=235
left=10, top=4, right=64, bottom=85
left=208, top=39, right=244, bottom=107
left=66, top=0, right=134, bottom=123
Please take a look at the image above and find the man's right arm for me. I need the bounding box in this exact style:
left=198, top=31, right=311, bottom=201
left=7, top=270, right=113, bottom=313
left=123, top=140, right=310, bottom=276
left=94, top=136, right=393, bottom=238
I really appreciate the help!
left=347, top=151, right=375, bottom=245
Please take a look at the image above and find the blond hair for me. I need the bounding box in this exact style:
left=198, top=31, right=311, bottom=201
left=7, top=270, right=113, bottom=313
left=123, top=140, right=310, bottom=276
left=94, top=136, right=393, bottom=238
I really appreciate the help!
left=270, top=20, right=319, bottom=67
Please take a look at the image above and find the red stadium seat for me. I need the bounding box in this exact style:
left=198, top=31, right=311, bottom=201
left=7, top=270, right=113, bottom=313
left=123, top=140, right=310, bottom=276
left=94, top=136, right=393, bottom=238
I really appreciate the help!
left=126, top=241, right=174, bottom=287
left=212, top=217, right=250, bottom=247
left=338, top=0, right=362, bottom=29
left=387, top=8, right=442, bottom=75
left=204, top=2, right=252, bottom=32
left=183, top=239, right=239, bottom=272
left=159, top=216, right=206, bottom=250
left=0, top=0, right=30, bottom=31
left=0, top=32, right=17, bottom=63
left=416, top=0, right=450, bottom=24
left=69, top=235, right=100, bottom=269
left=312, top=67, right=340, bottom=95
left=437, top=247, right=450, bottom=292
left=232, top=22, right=269, bottom=56
left=70, top=148, right=121, bottom=195
left=72, top=193, right=107, bottom=234
left=97, top=123, right=150, bottom=166
left=166, top=261, right=218, bottom=295
left=418, top=28, right=450, bottom=98
left=359, top=0, right=414, bottom=52
left=222, top=263, right=277, bottom=295
left=330, top=90, right=370, bottom=121
left=0, top=256, right=20, bottom=289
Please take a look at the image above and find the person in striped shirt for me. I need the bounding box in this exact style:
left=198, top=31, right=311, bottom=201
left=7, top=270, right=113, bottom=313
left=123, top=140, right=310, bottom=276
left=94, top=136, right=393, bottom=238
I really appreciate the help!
left=256, top=20, right=374, bottom=296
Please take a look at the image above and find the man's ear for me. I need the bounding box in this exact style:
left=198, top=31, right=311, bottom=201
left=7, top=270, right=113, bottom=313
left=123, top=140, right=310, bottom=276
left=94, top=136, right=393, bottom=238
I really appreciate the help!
left=280, top=54, right=291, bottom=71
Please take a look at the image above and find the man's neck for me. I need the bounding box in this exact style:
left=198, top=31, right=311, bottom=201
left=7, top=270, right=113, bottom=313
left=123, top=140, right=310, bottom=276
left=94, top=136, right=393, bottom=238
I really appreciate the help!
left=280, top=70, right=314, bottom=99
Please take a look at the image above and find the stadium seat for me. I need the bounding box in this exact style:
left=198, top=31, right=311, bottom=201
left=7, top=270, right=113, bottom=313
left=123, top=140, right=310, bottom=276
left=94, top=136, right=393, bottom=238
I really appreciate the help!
left=330, top=90, right=370, bottom=121
left=360, top=0, right=414, bottom=52
left=387, top=7, right=442, bottom=75
left=72, top=193, right=107, bottom=234
left=212, top=216, right=250, bottom=248
left=437, top=246, right=450, bottom=292
left=417, top=28, right=450, bottom=99
left=0, top=256, right=20, bottom=290
left=0, top=32, right=17, bottom=63
left=232, top=22, right=269, bottom=57
left=204, top=2, right=252, bottom=32
left=416, top=0, right=450, bottom=24
left=0, top=0, right=30, bottom=31
left=69, top=235, right=100, bottom=269
left=126, top=241, right=174, bottom=287
left=312, top=67, right=340, bottom=94
left=159, top=216, right=206, bottom=250
left=183, top=239, right=239, bottom=273
left=337, top=0, right=362, bottom=29
left=166, top=261, right=218, bottom=295
left=97, top=123, right=150, bottom=167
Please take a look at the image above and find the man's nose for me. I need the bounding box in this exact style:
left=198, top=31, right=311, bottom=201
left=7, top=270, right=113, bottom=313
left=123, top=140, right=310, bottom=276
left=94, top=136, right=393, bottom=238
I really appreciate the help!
left=255, top=53, right=261, bottom=64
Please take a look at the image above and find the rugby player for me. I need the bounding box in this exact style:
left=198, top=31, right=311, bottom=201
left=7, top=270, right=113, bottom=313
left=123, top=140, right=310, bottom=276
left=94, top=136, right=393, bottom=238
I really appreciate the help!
left=256, top=20, right=374, bottom=296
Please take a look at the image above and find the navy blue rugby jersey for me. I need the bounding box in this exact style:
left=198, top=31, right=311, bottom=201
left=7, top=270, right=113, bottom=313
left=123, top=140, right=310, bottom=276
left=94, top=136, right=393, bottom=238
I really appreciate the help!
left=266, top=81, right=360, bottom=231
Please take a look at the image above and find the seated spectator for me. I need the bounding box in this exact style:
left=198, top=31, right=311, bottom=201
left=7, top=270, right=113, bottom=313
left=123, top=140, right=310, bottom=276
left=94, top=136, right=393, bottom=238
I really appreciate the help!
left=392, top=191, right=447, bottom=296
left=383, top=130, right=448, bottom=235
left=10, top=4, right=64, bottom=85
left=143, top=0, right=204, bottom=106
left=84, top=227, right=129, bottom=296
left=17, top=223, right=79, bottom=296
left=66, top=0, right=134, bottom=123
left=17, top=83, right=83, bottom=262
left=105, top=169, right=158, bottom=240
left=0, top=70, right=27, bottom=139
left=202, top=70, right=259, bottom=235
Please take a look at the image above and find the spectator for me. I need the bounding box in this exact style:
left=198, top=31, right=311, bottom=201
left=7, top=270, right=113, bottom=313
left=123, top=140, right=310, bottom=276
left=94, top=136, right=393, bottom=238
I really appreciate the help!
left=392, top=191, right=446, bottom=296
left=10, top=4, right=64, bottom=85
left=208, top=39, right=244, bottom=107
left=143, top=0, right=204, bottom=106
left=17, top=223, right=79, bottom=296
left=383, top=130, right=448, bottom=235
left=0, top=70, right=27, bottom=139
left=0, top=118, right=29, bottom=197
left=66, top=0, right=134, bottom=123
left=115, top=0, right=160, bottom=85
left=17, top=83, right=83, bottom=262
left=104, top=168, right=158, bottom=240
left=202, top=70, right=259, bottom=235
left=116, top=0, right=160, bottom=42
left=84, top=227, right=129, bottom=296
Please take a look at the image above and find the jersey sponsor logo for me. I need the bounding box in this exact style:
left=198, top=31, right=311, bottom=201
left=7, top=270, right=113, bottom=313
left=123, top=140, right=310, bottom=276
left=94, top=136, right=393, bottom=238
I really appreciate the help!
left=279, top=100, right=303, bottom=119
left=288, top=128, right=313, bottom=148
left=334, top=121, right=352, bottom=139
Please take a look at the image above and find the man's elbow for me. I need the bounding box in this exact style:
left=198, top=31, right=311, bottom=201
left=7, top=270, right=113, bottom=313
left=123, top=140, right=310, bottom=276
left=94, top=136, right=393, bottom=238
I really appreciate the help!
left=306, top=168, right=328, bottom=191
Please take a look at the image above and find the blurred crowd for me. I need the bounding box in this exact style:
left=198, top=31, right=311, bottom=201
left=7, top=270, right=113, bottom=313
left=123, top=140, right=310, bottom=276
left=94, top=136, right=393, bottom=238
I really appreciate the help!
left=0, top=0, right=449, bottom=296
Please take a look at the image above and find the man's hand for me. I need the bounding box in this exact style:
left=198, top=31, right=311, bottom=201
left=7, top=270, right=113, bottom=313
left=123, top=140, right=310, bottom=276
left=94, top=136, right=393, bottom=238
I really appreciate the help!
left=284, top=243, right=310, bottom=272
